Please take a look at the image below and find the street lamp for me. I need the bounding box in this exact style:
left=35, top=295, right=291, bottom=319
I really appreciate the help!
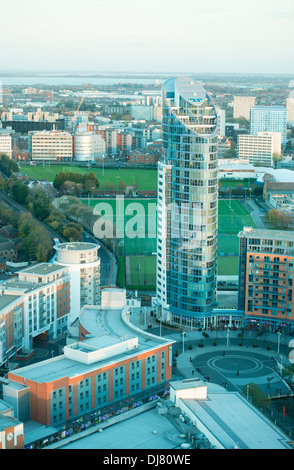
left=115, top=176, right=120, bottom=195
left=277, top=331, right=281, bottom=353
left=182, top=332, right=185, bottom=354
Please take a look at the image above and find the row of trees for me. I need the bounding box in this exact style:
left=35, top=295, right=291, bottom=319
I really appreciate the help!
left=0, top=200, right=52, bottom=262
left=53, top=171, right=99, bottom=195
left=0, top=173, right=84, bottom=262
left=265, top=209, right=291, bottom=230
left=0, top=154, right=19, bottom=176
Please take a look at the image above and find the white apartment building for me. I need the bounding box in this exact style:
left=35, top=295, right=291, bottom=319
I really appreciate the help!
left=53, top=242, right=101, bottom=323
left=233, top=96, right=256, bottom=120
left=29, top=131, right=73, bottom=162
left=250, top=106, right=287, bottom=146
left=0, top=133, right=12, bottom=158
left=286, top=97, right=294, bottom=125
left=0, top=263, right=71, bottom=365
left=74, top=131, right=105, bottom=162
left=237, top=132, right=282, bottom=167
left=216, top=108, right=226, bottom=138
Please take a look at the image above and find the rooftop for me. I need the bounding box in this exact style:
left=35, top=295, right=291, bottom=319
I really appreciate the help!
left=181, top=386, right=291, bottom=449
left=9, top=306, right=175, bottom=384
left=54, top=242, right=99, bottom=251
left=0, top=414, right=23, bottom=432
left=238, top=226, right=294, bottom=242
left=18, top=263, right=66, bottom=276
left=0, top=293, right=22, bottom=311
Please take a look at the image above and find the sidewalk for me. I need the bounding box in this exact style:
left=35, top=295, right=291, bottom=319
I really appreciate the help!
left=129, top=309, right=293, bottom=348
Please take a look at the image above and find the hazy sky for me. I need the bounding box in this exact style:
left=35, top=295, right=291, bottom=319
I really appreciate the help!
left=1, top=0, right=294, bottom=74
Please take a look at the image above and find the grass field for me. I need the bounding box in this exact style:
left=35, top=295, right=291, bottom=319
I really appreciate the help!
left=217, top=256, right=239, bottom=275
left=125, top=255, right=156, bottom=288
left=21, top=165, right=158, bottom=191
left=218, top=199, right=256, bottom=234
left=83, top=198, right=157, bottom=246
left=85, top=197, right=255, bottom=282
left=218, top=234, right=239, bottom=255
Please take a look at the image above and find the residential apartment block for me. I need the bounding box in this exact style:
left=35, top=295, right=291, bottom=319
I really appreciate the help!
left=237, top=132, right=281, bottom=167
left=233, top=96, right=256, bottom=120
left=0, top=263, right=71, bottom=366
left=5, top=289, right=174, bottom=427
left=0, top=133, right=12, bottom=158
left=250, top=106, right=287, bottom=146
left=238, top=227, right=294, bottom=333
left=286, top=97, right=294, bottom=125
left=53, top=242, right=100, bottom=323
left=28, top=130, right=73, bottom=161
left=128, top=148, right=161, bottom=165
left=156, top=77, right=218, bottom=325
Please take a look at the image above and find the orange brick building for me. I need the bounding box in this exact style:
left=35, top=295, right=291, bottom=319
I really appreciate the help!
left=238, top=227, right=294, bottom=333
left=6, top=298, right=175, bottom=427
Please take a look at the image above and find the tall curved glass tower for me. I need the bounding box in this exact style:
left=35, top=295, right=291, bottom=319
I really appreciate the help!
left=156, top=77, right=218, bottom=326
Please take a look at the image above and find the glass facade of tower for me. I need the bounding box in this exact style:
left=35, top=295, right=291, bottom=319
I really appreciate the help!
left=156, top=77, right=218, bottom=321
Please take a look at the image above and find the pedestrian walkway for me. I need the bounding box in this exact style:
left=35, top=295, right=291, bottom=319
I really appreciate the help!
left=175, top=345, right=282, bottom=381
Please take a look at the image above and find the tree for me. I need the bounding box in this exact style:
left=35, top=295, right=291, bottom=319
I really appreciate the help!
left=0, top=154, right=19, bottom=176
left=272, top=152, right=283, bottom=168
left=243, top=382, right=271, bottom=410
left=282, top=364, right=294, bottom=380
left=63, top=222, right=83, bottom=242
left=82, top=171, right=99, bottom=193
left=21, top=226, right=52, bottom=261
left=265, top=209, right=291, bottom=230
left=32, top=192, right=52, bottom=220
left=11, top=182, right=29, bottom=205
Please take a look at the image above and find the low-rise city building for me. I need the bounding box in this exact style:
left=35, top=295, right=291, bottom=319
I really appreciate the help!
left=0, top=263, right=71, bottom=365
left=5, top=288, right=174, bottom=427
left=28, top=130, right=73, bottom=162
left=53, top=241, right=100, bottom=323
left=237, top=132, right=281, bottom=167
left=238, top=227, right=294, bottom=333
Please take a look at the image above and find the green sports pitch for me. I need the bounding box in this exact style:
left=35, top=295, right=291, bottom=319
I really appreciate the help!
left=218, top=199, right=255, bottom=234
left=21, top=165, right=158, bottom=191
left=83, top=197, right=255, bottom=284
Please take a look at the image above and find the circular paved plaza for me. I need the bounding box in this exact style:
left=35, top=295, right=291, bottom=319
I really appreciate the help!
left=191, top=350, right=284, bottom=393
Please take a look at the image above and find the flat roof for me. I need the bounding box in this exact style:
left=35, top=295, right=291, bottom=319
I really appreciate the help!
left=170, top=378, right=206, bottom=390
left=0, top=293, right=22, bottom=310
left=55, top=408, right=186, bottom=450
left=181, top=387, right=291, bottom=449
left=0, top=414, right=22, bottom=432
left=251, top=105, right=287, bottom=111
left=238, top=227, right=294, bottom=242
left=9, top=307, right=175, bottom=384
left=19, top=263, right=66, bottom=276
left=55, top=242, right=99, bottom=251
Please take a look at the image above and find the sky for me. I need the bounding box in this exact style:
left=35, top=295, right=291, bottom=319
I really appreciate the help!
left=1, top=0, right=294, bottom=74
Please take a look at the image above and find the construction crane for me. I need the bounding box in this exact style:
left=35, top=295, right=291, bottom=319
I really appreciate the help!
left=75, top=96, right=84, bottom=116
left=73, top=96, right=85, bottom=132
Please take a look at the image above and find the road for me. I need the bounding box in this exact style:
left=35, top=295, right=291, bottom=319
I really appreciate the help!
left=246, top=199, right=267, bottom=229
